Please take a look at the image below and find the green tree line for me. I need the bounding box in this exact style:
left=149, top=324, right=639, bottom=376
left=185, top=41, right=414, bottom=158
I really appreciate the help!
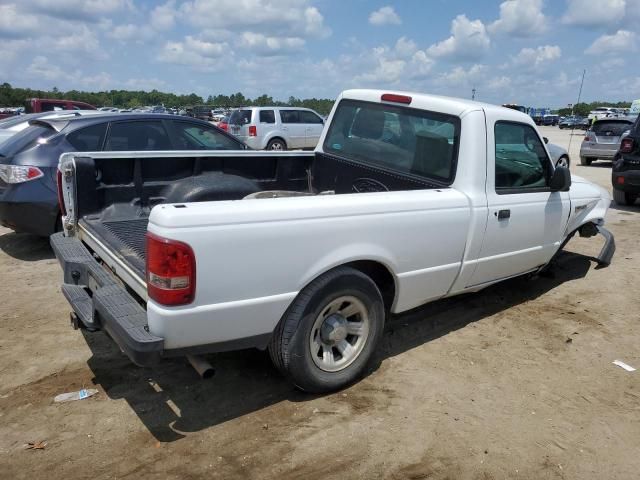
left=0, top=83, right=336, bottom=115
left=556, top=101, right=632, bottom=117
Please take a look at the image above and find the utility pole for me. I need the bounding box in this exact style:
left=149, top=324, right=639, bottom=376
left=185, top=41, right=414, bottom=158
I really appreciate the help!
left=571, top=69, right=586, bottom=117
left=471, top=87, right=476, bottom=101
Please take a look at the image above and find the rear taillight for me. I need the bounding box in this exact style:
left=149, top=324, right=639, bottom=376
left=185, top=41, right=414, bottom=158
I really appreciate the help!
left=617, top=176, right=625, bottom=185
left=620, top=138, right=635, bottom=153
left=0, top=164, right=43, bottom=184
left=56, top=169, right=67, bottom=216
left=146, top=232, right=195, bottom=306
left=248, top=125, right=257, bottom=136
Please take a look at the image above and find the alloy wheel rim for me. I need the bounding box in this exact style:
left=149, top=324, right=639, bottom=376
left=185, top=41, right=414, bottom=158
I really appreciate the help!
left=309, top=296, right=370, bottom=372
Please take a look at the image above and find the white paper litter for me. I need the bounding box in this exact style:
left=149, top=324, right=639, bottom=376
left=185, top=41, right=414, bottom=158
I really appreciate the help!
left=612, top=360, right=636, bottom=372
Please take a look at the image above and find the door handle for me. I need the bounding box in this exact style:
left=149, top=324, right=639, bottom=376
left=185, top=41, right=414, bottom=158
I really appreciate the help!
left=496, top=209, right=511, bottom=220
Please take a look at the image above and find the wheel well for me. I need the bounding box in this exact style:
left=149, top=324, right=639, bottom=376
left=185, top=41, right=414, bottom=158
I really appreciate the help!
left=344, top=260, right=396, bottom=312
left=268, top=137, right=286, bottom=147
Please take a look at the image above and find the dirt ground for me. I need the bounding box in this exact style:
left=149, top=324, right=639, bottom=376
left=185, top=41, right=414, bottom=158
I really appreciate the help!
left=1, top=126, right=639, bottom=479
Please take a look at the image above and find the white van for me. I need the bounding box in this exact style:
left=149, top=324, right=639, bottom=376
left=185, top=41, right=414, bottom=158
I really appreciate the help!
left=228, top=106, right=325, bottom=150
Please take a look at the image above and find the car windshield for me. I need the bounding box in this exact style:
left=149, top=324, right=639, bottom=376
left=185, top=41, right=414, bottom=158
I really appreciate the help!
left=0, top=124, right=56, bottom=157
left=592, top=121, right=632, bottom=136
left=229, top=109, right=252, bottom=125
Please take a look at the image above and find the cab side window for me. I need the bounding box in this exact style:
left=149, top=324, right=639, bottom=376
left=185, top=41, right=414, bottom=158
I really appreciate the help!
left=495, top=122, right=551, bottom=192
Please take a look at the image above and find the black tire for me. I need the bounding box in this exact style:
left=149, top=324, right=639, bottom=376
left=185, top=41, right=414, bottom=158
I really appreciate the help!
left=556, top=156, right=570, bottom=168
left=269, top=266, right=385, bottom=393
left=580, top=156, right=593, bottom=166
left=266, top=138, right=286, bottom=151
left=613, top=188, right=637, bottom=206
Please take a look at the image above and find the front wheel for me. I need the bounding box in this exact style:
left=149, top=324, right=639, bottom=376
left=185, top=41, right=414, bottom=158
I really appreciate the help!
left=266, top=138, right=286, bottom=151
left=269, top=266, right=385, bottom=393
left=613, top=188, right=637, bottom=206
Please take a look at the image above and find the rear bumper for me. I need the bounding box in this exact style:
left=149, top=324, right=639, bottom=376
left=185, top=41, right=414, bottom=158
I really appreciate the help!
left=50, top=232, right=163, bottom=367
left=0, top=179, right=59, bottom=236
left=580, top=144, right=618, bottom=159
left=612, top=169, right=640, bottom=194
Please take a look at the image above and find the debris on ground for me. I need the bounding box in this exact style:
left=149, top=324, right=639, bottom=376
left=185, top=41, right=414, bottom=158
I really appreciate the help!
left=612, top=360, right=636, bottom=372
left=25, top=441, right=47, bottom=450
left=53, top=388, right=98, bottom=403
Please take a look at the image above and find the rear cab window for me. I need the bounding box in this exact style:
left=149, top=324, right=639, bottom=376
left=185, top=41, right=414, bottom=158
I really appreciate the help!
left=323, top=99, right=460, bottom=184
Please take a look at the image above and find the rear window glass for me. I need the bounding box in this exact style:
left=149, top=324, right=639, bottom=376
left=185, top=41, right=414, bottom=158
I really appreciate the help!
left=323, top=99, right=460, bottom=183
left=66, top=123, right=107, bottom=151
left=259, top=110, right=275, bottom=123
left=0, top=125, right=56, bottom=157
left=592, top=121, right=633, bottom=136
left=229, top=109, right=252, bottom=125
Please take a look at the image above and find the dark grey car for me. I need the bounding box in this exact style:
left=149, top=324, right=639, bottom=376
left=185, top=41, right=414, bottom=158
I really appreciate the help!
left=0, top=114, right=247, bottom=236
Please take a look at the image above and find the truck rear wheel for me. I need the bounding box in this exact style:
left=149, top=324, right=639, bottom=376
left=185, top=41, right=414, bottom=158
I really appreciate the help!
left=580, top=156, right=593, bottom=166
left=269, top=266, right=385, bottom=393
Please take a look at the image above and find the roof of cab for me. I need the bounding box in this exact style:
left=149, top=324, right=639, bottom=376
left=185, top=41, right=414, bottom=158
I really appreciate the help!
left=340, top=89, right=529, bottom=120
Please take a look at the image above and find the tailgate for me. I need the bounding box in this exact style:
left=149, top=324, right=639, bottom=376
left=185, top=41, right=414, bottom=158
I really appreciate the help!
left=51, top=232, right=163, bottom=366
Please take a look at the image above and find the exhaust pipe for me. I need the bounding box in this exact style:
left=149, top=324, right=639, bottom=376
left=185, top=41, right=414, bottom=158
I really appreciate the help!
left=187, top=355, right=215, bottom=379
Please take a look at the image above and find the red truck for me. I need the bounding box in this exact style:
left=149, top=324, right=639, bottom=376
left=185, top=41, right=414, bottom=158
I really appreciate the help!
left=24, top=98, right=96, bottom=113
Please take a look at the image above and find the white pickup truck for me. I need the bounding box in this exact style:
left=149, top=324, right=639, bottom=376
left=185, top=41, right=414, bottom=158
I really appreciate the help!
left=52, top=89, right=614, bottom=392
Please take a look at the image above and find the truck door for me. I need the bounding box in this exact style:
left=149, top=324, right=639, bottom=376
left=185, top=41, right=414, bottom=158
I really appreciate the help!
left=467, top=116, right=570, bottom=288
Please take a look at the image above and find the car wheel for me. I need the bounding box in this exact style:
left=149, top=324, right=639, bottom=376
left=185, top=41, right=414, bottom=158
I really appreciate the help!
left=556, top=156, right=570, bottom=168
left=267, top=138, right=286, bottom=151
left=613, top=188, right=637, bottom=206
left=580, top=156, right=593, bottom=166
left=268, top=266, right=385, bottom=393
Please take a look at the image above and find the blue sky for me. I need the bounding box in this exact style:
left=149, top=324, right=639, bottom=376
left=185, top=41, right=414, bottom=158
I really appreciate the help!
left=1, top=0, right=639, bottom=107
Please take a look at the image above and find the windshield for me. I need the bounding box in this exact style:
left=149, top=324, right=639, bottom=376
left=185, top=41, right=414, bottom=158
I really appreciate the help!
left=0, top=125, right=56, bottom=157
left=229, top=109, right=252, bottom=125
left=323, top=99, right=460, bottom=183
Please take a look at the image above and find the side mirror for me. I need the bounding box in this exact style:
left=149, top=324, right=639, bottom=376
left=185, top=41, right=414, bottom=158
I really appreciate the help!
left=550, top=166, right=571, bottom=192
left=543, top=136, right=549, bottom=144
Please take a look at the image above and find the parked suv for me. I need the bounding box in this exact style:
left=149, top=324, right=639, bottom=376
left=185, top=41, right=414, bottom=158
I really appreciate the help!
left=228, top=107, right=324, bottom=150
left=580, top=117, right=634, bottom=165
left=612, top=115, right=640, bottom=206
left=0, top=114, right=246, bottom=236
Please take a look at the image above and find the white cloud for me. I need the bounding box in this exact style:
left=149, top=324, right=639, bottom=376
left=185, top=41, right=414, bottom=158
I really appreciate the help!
left=394, top=37, right=417, bottom=58
left=238, top=32, right=305, bottom=56
left=21, top=0, right=132, bottom=22
left=487, top=76, right=511, bottom=90
left=369, top=6, right=401, bottom=26
left=488, top=0, right=547, bottom=37
left=180, top=0, right=330, bottom=38
left=150, top=1, right=176, bottom=31
left=585, top=30, right=636, bottom=55
left=562, top=0, right=626, bottom=27
left=512, top=45, right=561, bottom=68
left=427, top=15, right=490, bottom=60
left=438, top=64, right=486, bottom=87
left=0, top=4, right=40, bottom=38
left=158, top=36, right=229, bottom=71
left=26, top=56, right=75, bottom=82
left=108, top=23, right=155, bottom=42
